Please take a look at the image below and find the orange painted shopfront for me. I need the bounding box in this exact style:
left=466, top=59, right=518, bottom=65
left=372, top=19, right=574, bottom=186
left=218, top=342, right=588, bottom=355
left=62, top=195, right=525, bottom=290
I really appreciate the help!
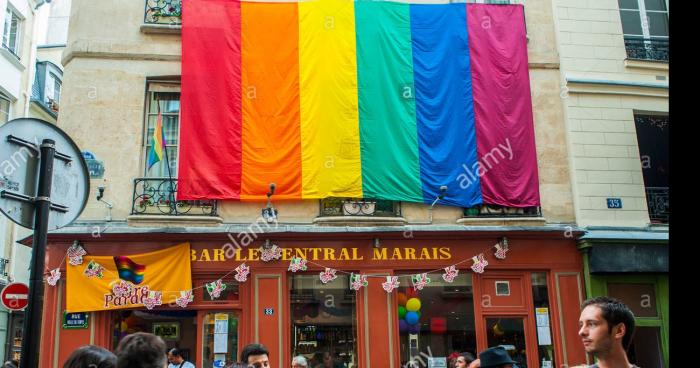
left=35, top=230, right=588, bottom=368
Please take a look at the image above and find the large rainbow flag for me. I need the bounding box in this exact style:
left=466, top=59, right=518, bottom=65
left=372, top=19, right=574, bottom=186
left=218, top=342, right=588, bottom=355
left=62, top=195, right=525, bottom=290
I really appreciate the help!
left=178, top=0, right=540, bottom=208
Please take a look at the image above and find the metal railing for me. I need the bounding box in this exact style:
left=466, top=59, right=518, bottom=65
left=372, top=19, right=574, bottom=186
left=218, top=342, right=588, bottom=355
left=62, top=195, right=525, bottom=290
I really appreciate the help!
left=131, top=177, right=217, bottom=216
left=463, top=204, right=542, bottom=218
left=320, top=198, right=400, bottom=217
left=144, top=0, right=182, bottom=25
left=624, top=37, right=669, bottom=62
left=645, top=187, right=669, bottom=224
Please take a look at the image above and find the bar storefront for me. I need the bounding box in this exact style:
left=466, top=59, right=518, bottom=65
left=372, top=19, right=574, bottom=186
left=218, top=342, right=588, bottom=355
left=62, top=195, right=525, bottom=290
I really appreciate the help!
left=35, top=228, right=588, bottom=368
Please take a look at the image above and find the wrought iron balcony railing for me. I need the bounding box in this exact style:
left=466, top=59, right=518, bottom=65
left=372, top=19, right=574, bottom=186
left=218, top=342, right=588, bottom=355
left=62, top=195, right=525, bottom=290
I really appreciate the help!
left=645, top=187, right=669, bottom=224
left=320, top=198, right=401, bottom=217
left=144, top=0, right=182, bottom=25
left=624, top=37, right=669, bottom=62
left=463, top=204, right=542, bottom=218
left=131, top=177, right=217, bottom=216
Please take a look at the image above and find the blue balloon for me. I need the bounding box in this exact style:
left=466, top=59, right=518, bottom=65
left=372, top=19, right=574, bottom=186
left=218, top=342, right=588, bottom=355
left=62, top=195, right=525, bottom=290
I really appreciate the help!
left=405, top=311, right=420, bottom=325
left=399, top=319, right=408, bottom=333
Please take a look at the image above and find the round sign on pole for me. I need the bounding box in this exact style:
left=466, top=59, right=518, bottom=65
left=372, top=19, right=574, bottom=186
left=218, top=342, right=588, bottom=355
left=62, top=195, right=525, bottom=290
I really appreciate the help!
left=1, top=282, right=30, bottom=311
left=0, top=118, right=90, bottom=230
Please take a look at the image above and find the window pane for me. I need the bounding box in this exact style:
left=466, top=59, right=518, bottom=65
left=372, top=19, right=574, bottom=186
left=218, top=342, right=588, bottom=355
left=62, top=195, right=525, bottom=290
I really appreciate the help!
left=644, top=0, right=667, bottom=11
left=397, top=274, right=477, bottom=368
left=485, top=318, right=528, bottom=368
left=0, top=95, right=9, bottom=124
left=627, top=326, right=664, bottom=368
left=145, top=88, right=180, bottom=177
left=647, top=12, right=669, bottom=37
left=531, top=273, right=555, bottom=368
left=607, top=283, right=658, bottom=317
left=618, top=0, right=639, bottom=9
left=203, top=313, right=239, bottom=367
left=620, top=10, right=643, bottom=36
left=291, top=275, right=358, bottom=368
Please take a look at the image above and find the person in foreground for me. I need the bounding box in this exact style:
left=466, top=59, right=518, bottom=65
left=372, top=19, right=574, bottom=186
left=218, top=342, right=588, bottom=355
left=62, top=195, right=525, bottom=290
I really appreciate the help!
left=578, top=296, right=639, bottom=368
left=167, top=348, right=195, bottom=368
left=476, top=346, right=518, bottom=368
left=241, top=343, right=271, bottom=368
left=62, top=345, right=117, bottom=368
left=115, top=332, right=168, bottom=368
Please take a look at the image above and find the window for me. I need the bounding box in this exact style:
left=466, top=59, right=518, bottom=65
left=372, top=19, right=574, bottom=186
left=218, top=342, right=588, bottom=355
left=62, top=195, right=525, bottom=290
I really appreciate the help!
left=2, top=7, right=21, bottom=56
left=45, top=72, right=61, bottom=112
left=144, top=86, right=180, bottom=178
left=290, top=274, right=358, bottom=368
left=0, top=93, right=9, bottom=123
left=634, top=114, right=669, bottom=223
left=397, top=274, right=477, bottom=367
left=618, top=0, right=669, bottom=61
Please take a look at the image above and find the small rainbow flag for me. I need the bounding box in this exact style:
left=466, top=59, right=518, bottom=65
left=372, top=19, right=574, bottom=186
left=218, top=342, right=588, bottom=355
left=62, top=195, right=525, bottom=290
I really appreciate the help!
left=146, top=110, right=165, bottom=170
left=113, top=256, right=146, bottom=285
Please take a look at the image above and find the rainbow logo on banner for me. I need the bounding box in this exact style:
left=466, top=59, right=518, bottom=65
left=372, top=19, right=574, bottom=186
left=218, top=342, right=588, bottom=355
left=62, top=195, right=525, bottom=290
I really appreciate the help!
left=177, top=0, right=540, bottom=209
left=114, top=256, right=146, bottom=285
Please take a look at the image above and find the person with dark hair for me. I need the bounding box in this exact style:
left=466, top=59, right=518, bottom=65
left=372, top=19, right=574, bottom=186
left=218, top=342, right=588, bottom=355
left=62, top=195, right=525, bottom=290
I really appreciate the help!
left=115, top=332, right=168, bottom=368
left=579, top=296, right=639, bottom=368
left=240, top=343, right=270, bottom=368
left=62, top=345, right=117, bottom=368
left=167, top=348, right=194, bottom=368
left=454, top=352, right=476, bottom=368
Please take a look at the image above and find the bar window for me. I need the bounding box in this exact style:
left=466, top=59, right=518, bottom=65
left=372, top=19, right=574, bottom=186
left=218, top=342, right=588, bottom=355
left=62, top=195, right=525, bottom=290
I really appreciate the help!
left=397, top=274, right=477, bottom=367
left=290, top=274, right=358, bottom=368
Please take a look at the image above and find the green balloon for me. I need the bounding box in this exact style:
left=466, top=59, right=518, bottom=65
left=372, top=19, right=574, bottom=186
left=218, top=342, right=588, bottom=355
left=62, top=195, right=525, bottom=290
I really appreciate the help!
left=398, top=306, right=407, bottom=319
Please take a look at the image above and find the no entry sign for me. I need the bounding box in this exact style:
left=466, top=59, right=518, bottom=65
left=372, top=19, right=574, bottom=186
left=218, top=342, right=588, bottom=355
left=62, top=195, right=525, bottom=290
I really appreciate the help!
left=1, top=282, right=30, bottom=311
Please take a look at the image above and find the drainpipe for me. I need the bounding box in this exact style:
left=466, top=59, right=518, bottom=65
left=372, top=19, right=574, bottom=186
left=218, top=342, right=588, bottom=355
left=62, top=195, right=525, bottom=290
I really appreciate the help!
left=23, top=1, right=41, bottom=118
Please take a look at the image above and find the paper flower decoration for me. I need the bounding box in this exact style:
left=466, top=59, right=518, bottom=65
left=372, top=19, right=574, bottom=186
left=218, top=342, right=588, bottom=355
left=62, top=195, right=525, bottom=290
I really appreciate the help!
left=442, top=266, right=459, bottom=283
left=112, top=280, right=134, bottom=297
left=319, top=268, right=338, bottom=284
left=260, top=243, right=283, bottom=262
left=47, top=268, right=61, bottom=286
left=471, top=254, right=489, bottom=274
left=494, top=242, right=509, bottom=260
left=143, top=290, right=162, bottom=310
left=288, top=257, right=308, bottom=273
left=234, top=263, right=250, bottom=283
left=411, top=273, right=431, bottom=291
left=175, top=290, right=194, bottom=308
left=67, top=243, right=87, bottom=266
left=206, top=279, right=227, bottom=299
left=84, top=260, right=105, bottom=278
left=382, top=276, right=400, bottom=293
left=350, top=273, right=368, bottom=291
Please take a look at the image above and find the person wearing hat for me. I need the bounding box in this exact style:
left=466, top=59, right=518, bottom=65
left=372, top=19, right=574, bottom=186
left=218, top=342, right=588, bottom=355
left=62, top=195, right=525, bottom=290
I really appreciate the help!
left=477, top=346, right=518, bottom=368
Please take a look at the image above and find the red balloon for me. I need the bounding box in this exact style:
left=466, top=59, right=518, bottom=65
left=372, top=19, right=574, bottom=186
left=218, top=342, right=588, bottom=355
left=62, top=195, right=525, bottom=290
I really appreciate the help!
left=397, top=292, right=408, bottom=306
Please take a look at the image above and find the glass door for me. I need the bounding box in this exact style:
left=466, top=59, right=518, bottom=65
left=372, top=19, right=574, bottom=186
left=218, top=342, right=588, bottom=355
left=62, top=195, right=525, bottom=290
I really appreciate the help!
left=202, top=312, right=239, bottom=368
left=484, top=317, right=528, bottom=368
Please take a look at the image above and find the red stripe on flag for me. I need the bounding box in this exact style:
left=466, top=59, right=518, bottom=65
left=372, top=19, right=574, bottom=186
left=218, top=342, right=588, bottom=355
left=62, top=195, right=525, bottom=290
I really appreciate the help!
left=178, top=0, right=242, bottom=200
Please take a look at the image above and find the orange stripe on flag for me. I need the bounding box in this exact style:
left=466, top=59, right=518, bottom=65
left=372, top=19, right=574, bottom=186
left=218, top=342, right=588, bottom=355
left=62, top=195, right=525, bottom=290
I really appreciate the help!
left=240, top=2, right=302, bottom=200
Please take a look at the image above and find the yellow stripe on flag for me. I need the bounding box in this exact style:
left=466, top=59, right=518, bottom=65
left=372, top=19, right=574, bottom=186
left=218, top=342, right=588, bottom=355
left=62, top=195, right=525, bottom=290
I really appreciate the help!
left=298, top=0, right=363, bottom=199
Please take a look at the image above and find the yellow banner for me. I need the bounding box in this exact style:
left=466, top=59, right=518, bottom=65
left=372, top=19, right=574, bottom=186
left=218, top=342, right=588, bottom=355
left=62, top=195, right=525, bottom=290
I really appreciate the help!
left=66, top=243, right=192, bottom=312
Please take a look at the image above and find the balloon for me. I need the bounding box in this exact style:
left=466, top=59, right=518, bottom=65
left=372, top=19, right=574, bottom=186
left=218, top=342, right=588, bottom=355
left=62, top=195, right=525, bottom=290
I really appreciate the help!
left=408, top=323, right=421, bottom=334
left=398, top=306, right=407, bottom=319
left=397, top=292, right=408, bottom=306
left=406, top=288, right=418, bottom=299
left=120, top=321, right=128, bottom=332
left=406, top=298, right=422, bottom=312
left=399, top=319, right=408, bottom=333
left=405, top=311, right=420, bottom=325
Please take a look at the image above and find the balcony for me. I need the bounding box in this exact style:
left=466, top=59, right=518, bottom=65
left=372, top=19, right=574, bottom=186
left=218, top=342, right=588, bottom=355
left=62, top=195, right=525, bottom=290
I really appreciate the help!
left=645, top=187, right=669, bottom=224
left=144, top=0, right=182, bottom=25
left=624, top=37, right=669, bottom=62
left=458, top=204, right=545, bottom=226
left=129, top=177, right=221, bottom=226
left=314, top=198, right=406, bottom=226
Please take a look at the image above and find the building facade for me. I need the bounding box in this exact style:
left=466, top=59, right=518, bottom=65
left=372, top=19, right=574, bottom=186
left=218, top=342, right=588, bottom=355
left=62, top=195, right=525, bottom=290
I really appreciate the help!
left=21, top=0, right=668, bottom=367
left=552, top=0, right=669, bottom=366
